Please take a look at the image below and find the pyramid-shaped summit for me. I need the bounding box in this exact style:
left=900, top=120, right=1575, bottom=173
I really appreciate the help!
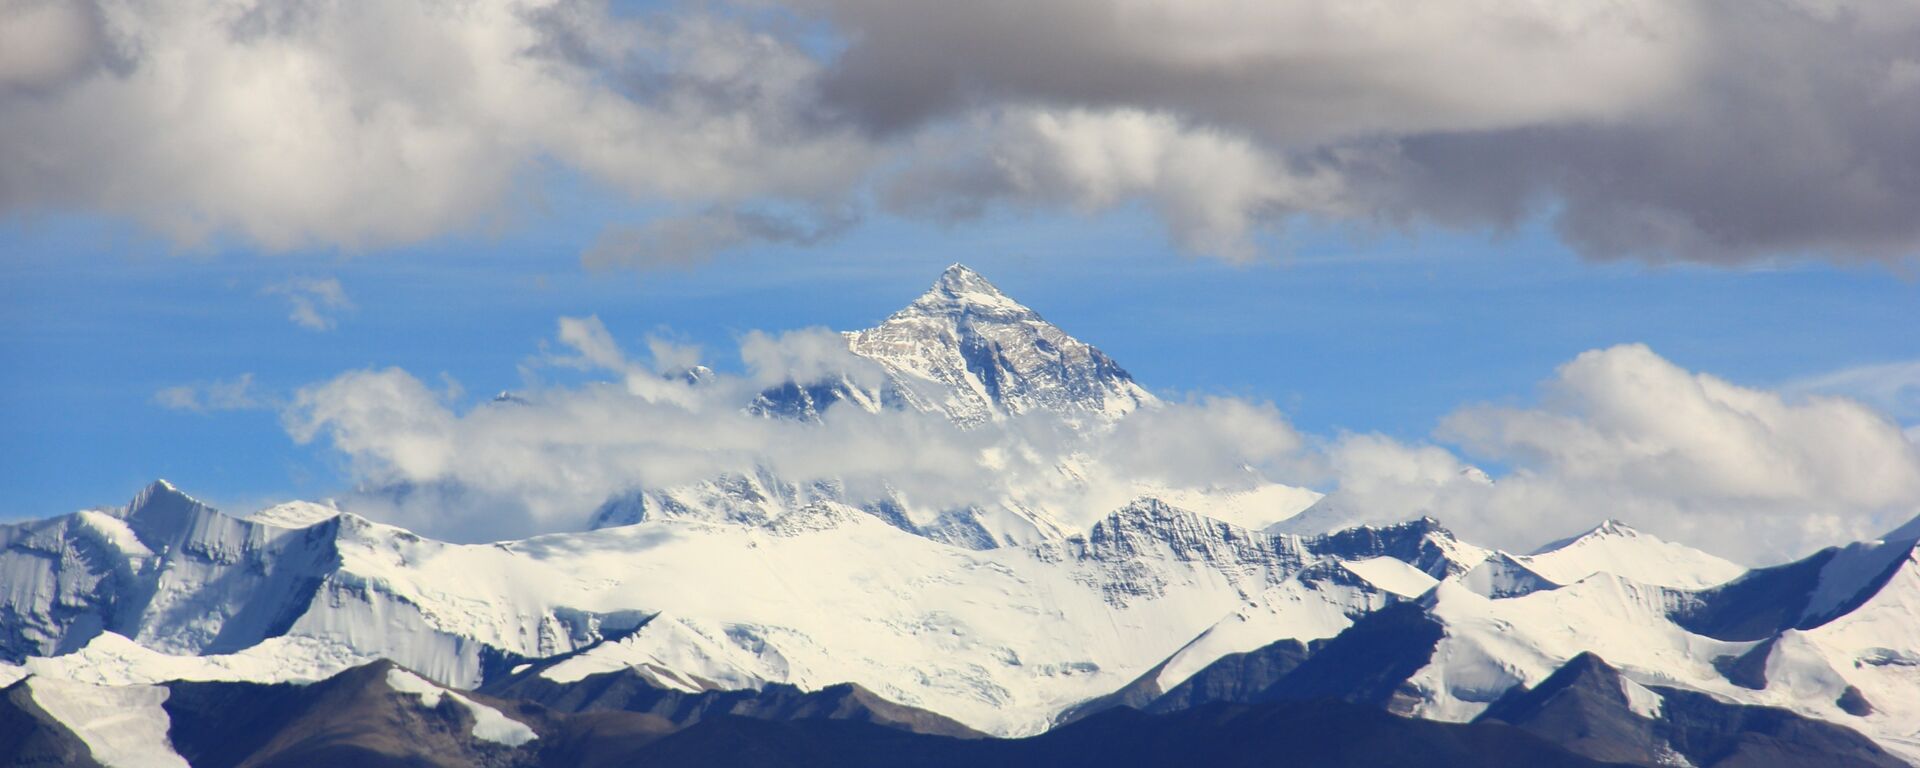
left=900, top=264, right=1036, bottom=319
left=750, top=263, right=1154, bottom=426
left=846, top=264, right=1156, bottom=426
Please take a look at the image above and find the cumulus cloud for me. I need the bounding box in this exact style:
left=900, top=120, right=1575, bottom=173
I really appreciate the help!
left=0, top=0, right=872, bottom=251
left=884, top=108, right=1349, bottom=260
left=1095, top=396, right=1306, bottom=483
left=1310, top=344, right=1920, bottom=563
left=277, top=312, right=1920, bottom=561
left=3, top=0, right=1915, bottom=265
left=263, top=277, right=353, bottom=331
left=154, top=373, right=266, bottom=412
left=738, top=327, right=888, bottom=390
left=826, top=0, right=1920, bottom=263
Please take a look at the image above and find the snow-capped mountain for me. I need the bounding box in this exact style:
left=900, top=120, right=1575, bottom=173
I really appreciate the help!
left=0, top=483, right=1401, bottom=736
left=749, top=264, right=1153, bottom=426
left=5, top=264, right=1920, bottom=766
left=19, top=475, right=1917, bottom=758
left=1524, top=519, right=1746, bottom=590
left=1089, top=518, right=1920, bottom=763
left=0, top=480, right=340, bottom=663
left=588, top=264, right=1312, bottom=548
left=843, top=263, right=1156, bottom=426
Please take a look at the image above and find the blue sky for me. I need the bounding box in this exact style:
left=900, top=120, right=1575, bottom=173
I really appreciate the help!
left=6, top=203, right=1916, bottom=520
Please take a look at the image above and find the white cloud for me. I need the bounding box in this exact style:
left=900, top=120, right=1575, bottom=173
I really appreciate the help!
left=0, top=0, right=873, bottom=252
left=263, top=277, right=353, bottom=331
left=278, top=317, right=1920, bottom=562
left=543, top=315, right=704, bottom=406
left=737, top=327, right=887, bottom=390
left=885, top=107, right=1351, bottom=259
left=1311, top=344, right=1920, bottom=563
left=154, top=373, right=266, bottom=412
left=1095, top=395, right=1306, bottom=483
left=282, top=316, right=1314, bottom=542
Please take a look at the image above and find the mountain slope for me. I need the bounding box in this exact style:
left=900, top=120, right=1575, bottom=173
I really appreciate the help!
left=0, top=480, right=339, bottom=662
left=1, top=485, right=1465, bottom=737
left=479, top=665, right=980, bottom=738
left=1477, top=652, right=1906, bottom=768
left=0, top=679, right=109, bottom=768
left=161, top=660, right=547, bottom=768
left=627, top=700, right=1624, bottom=768
left=1525, top=521, right=1746, bottom=590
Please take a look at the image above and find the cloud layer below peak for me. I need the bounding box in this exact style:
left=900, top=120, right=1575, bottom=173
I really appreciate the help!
left=269, top=310, right=1920, bottom=564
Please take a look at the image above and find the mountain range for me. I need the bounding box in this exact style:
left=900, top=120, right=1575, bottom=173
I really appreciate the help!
left=2, top=265, right=1917, bottom=767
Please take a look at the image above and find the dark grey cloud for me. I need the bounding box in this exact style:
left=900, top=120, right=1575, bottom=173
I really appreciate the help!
left=0, top=0, right=136, bottom=97
left=583, top=205, right=859, bottom=270
left=814, top=0, right=1920, bottom=264
left=0, top=0, right=1914, bottom=266
left=1360, top=1, right=1920, bottom=263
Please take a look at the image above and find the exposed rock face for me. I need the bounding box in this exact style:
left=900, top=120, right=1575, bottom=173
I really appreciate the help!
left=0, top=680, right=104, bottom=768
left=624, top=699, right=1623, bottom=768
left=1302, top=517, right=1488, bottom=579
left=1672, top=538, right=1918, bottom=642
left=842, top=264, right=1155, bottom=427
left=1478, top=652, right=1907, bottom=768
left=480, top=665, right=981, bottom=739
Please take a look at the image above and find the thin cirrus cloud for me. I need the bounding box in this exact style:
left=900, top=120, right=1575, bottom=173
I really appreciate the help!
left=1783, top=359, right=1920, bottom=424
left=1, top=0, right=1915, bottom=266
left=153, top=373, right=267, bottom=413
left=262, top=277, right=354, bottom=331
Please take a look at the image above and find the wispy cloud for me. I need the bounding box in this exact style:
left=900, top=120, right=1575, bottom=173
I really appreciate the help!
left=263, top=277, right=354, bottom=331
left=1784, top=359, right=1920, bottom=423
left=154, top=373, right=267, bottom=413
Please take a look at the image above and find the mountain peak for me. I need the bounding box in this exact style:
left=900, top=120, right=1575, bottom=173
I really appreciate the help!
left=1535, top=520, right=1641, bottom=554
left=1592, top=519, right=1637, bottom=537
left=116, top=479, right=219, bottom=549
left=933, top=263, right=997, bottom=295
left=840, top=264, right=1154, bottom=426
left=122, top=479, right=204, bottom=519
left=904, top=263, right=1033, bottom=318
left=1521, top=519, right=1743, bottom=590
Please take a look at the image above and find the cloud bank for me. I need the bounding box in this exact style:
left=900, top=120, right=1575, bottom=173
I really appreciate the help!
left=1312, top=344, right=1920, bottom=563
left=283, top=316, right=1309, bottom=541
left=3, top=0, right=1916, bottom=264
left=279, top=312, right=1920, bottom=562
